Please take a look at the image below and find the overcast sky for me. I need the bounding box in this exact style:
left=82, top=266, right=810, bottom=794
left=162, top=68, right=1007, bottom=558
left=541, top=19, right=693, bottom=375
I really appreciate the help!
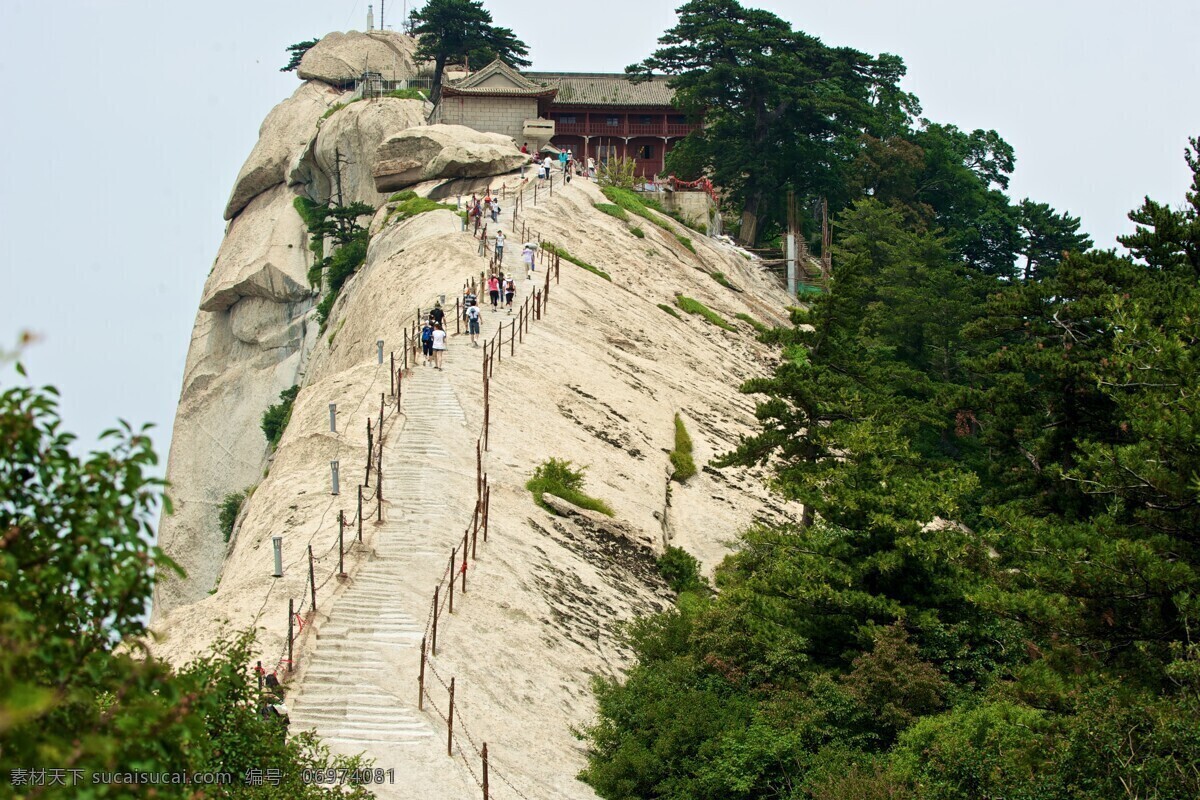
left=2, top=0, right=1198, bottom=464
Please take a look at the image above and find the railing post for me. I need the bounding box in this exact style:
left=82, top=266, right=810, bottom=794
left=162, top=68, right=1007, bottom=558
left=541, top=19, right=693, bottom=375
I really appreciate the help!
left=447, top=677, right=456, bottom=757
left=449, top=550, right=456, bottom=613
left=308, top=544, right=317, bottom=612
left=510, top=320, right=515, bottom=356
left=418, top=636, right=427, bottom=711
left=432, top=586, right=440, bottom=655
left=472, top=501, right=479, bottom=560
left=390, top=351, right=395, bottom=395
left=338, top=510, right=345, bottom=576
left=476, top=439, right=482, bottom=502
left=365, top=419, right=373, bottom=487
left=461, top=532, right=468, bottom=593
left=483, top=483, right=490, bottom=542
left=482, top=743, right=489, bottom=800
left=287, top=598, right=294, bottom=672
left=456, top=298, right=461, bottom=334
left=357, top=486, right=363, bottom=541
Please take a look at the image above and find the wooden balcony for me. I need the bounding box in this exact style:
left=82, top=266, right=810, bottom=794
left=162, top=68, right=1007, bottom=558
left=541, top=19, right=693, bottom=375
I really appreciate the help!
left=551, top=119, right=696, bottom=138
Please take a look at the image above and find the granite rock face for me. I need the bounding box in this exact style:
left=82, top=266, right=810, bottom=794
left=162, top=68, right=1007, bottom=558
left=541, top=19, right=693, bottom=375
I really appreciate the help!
left=296, top=30, right=418, bottom=85
left=224, top=81, right=346, bottom=221
left=373, top=124, right=526, bottom=191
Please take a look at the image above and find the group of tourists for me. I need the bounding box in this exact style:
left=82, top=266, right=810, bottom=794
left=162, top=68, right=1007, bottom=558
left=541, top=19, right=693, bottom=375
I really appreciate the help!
left=418, top=304, right=448, bottom=370
left=466, top=192, right=502, bottom=226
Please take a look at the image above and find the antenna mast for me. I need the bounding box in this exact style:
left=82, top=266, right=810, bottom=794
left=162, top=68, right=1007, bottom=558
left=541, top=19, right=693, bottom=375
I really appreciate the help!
left=380, top=0, right=384, bottom=30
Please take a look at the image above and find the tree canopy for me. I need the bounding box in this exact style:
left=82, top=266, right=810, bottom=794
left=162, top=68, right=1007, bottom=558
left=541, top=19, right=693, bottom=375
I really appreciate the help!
left=579, top=118, right=1200, bottom=798
left=281, top=38, right=320, bottom=73
left=0, top=361, right=372, bottom=798
left=409, top=0, right=530, bottom=103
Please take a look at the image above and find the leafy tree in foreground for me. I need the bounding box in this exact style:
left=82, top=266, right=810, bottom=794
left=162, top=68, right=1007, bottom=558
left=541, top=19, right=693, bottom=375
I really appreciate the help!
left=0, top=365, right=371, bottom=798
left=409, top=0, right=530, bottom=103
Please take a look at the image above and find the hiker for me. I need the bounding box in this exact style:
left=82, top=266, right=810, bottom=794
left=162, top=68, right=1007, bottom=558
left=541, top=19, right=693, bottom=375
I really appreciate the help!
left=521, top=142, right=529, bottom=155
left=559, top=149, right=568, bottom=174
left=430, top=301, right=445, bottom=328
left=487, top=274, right=500, bottom=310
left=467, top=303, right=481, bottom=347
left=543, top=155, right=553, bottom=178
left=522, top=244, right=535, bottom=279
left=490, top=198, right=501, bottom=222
left=587, top=157, right=596, bottom=178
left=495, top=230, right=505, bottom=261
left=420, top=320, right=434, bottom=365
left=504, top=274, right=515, bottom=312
left=431, top=322, right=447, bottom=369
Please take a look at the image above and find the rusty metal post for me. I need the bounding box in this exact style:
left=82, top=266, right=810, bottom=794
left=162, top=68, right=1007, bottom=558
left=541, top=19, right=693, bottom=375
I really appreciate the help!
left=287, top=598, right=294, bottom=672
left=403, top=329, right=409, bottom=371
left=308, top=545, right=316, bottom=612
left=365, top=419, right=373, bottom=487
left=432, top=586, right=440, bottom=655
left=449, top=550, right=456, bottom=613
left=338, top=510, right=345, bottom=576
left=483, top=483, right=490, bottom=542
left=476, top=439, right=482, bottom=502
left=418, top=636, right=427, bottom=711
left=357, top=486, right=363, bottom=541
left=484, top=384, right=490, bottom=451
left=397, top=368, right=403, bottom=408
left=461, top=532, right=468, bottom=593
left=510, top=320, right=515, bottom=356
left=456, top=298, right=461, bottom=334
left=518, top=307, right=523, bottom=343
left=482, top=743, right=489, bottom=799
left=447, top=677, right=455, bottom=757
left=496, top=330, right=501, bottom=364
left=472, top=501, right=479, bottom=560
left=390, top=351, right=395, bottom=395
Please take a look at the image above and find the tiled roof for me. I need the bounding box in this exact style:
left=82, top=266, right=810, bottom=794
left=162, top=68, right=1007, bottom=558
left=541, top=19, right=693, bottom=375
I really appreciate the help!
left=525, top=72, right=676, bottom=107
left=442, top=59, right=558, bottom=98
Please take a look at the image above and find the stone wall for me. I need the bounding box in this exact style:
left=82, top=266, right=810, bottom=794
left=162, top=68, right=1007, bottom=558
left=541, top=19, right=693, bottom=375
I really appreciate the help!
left=433, top=95, right=536, bottom=144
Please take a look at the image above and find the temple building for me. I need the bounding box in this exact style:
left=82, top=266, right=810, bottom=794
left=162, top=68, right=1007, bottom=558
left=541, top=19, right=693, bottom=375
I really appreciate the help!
left=431, top=60, right=699, bottom=177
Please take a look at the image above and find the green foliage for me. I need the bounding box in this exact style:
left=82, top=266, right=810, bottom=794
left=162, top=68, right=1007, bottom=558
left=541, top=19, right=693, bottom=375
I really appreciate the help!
left=385, top=87, right=427, bottom=100
left=388, top=190, right=418, bottom=202
left=0, top=376, right=373, bottom=798
left=596, top=156, right=639, bottom=189
left=321, top=102, right=346, bottom=120
left=733, top=312, right=767, bottom=333
left=601, top=186, right=674, bottom=233
left=593, top=202, right=629, bottom=221
left=675, top=295, right=736, bottom=330
left=630, top=226, right=646, bottom=238
left=580, top=130, right=1200, bottom=800
left=542, top=243, right=611, bottom=281
left=410, top=0, right=530, bottom=103
left=657, top=546, right=710, bottom=596
left=293, top=198, right=374, bottom=325
left=384, top=193, right=458, bottom=226
left=261, top=385, right=300, bottom=449
left=657, top=303, right=681, bottom=319
left=526, top=458, right=614, bottom=516
left=294, top=195, right=326, bottom=271
left=669, top=413, right=697, bottom=481
left=674, top=233, right=696, bottom=253
left=219, top=490, right=247, bottom=542
left=710, top=271, right=738, bottom=290
left=281, top=38, right=320, bottom=72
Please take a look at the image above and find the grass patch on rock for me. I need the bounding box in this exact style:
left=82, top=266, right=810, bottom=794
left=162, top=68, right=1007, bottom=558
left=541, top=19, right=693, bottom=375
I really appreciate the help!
left=675, top=295, right=736, bottom=331
left=384, top=193, right=457, bottom=226
left=594, top=203, right=629, bottom=221
left=219, top=490, right=247, bottom=543
left=543, top=243, right=611, bottom=282
left=658, top=303, right=682, bottom=319
left=601, top=187, right=673, bottom=233
left=261, top=385, right=300, bottom=449
left=734, top=312, right=768, bottom=333
left=674, top=234, right=696, bottom=253
left=386, top=88, right=426, bottom=100
left=526, top=458, right=614, bottom=517
left=631, top=227, right=646, bottom=238
left=669, top=413, right=697, bottom=482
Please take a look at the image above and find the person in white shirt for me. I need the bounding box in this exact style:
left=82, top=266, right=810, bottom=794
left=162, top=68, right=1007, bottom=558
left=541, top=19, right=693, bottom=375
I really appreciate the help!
left=431, top=323, right=447, bottom=369
left=466, top=304, right=481, bottom=347
left=522, top=245, right=535, bottom=279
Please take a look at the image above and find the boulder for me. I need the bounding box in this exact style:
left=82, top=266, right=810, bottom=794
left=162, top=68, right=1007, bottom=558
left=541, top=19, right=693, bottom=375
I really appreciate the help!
left=296, top=31, right=417, bottom=85
left=224, top=81, right=346, bottom=220
left=373, top=124, right=526, bottom=191
left=201, top=186, right=313, bottom=313
left=307, top=98, right=428, bottom=206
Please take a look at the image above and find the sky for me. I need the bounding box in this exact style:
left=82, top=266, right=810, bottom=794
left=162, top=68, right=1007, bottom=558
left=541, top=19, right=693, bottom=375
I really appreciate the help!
left=2, top=0, right=1198, bottom=465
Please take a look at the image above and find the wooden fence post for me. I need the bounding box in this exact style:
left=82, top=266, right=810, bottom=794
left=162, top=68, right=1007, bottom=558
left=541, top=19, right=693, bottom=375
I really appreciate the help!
left=482, top=743, right=489, bottom=800
left=472, top=501, right=479, bottom=560
left=357, top=486, right=363, bottom=541
left=461, top=532, right=468, bottom=593
left=483, top=481, right=489, bottom=542
left=449, top=550, right=456, bottom=614
left=365, top=419, right=373, bottom=487
left=338, top=510, right=345, bottom=576
left=510, top=320, right=515, bottom=356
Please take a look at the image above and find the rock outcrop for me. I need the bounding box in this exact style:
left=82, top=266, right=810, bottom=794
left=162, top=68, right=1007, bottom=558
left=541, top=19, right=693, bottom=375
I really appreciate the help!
left=373, top=124, right=526, bottom=191
left=224, top=81, right=347, bottom=220
left=297, top=30, right=418, bottom=85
